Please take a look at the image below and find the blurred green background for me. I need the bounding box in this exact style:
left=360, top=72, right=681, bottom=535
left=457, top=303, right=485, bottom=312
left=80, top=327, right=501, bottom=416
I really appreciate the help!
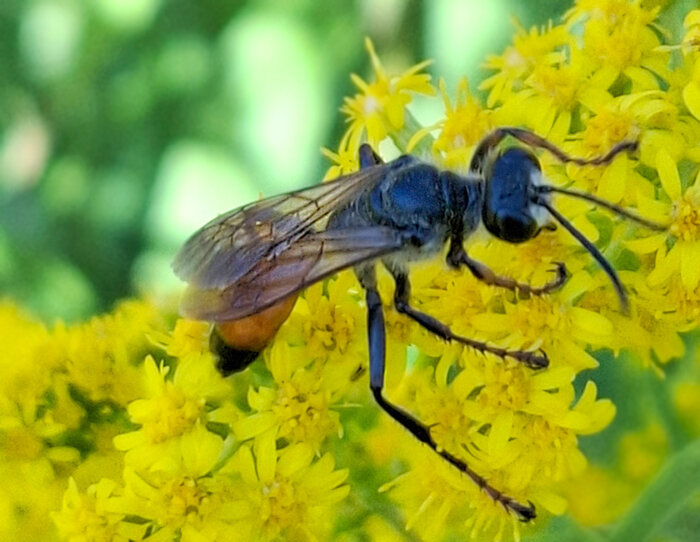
left=1, top=0, right=690, bottom=322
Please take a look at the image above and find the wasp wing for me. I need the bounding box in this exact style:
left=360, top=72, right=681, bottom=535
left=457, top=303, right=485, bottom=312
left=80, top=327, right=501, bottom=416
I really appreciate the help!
left=179, top=225, right=405, bottom=321
left=172, top=165, right=390, bottom=290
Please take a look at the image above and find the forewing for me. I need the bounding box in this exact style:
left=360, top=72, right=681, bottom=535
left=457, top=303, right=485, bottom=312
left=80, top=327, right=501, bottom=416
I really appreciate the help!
left=179, top=226, right=404, bottom=321
left=172, top=165, right=389, bottom=290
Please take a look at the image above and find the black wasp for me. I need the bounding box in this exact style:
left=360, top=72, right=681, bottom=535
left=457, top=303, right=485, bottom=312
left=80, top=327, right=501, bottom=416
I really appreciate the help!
left=172, top=127, right=665, bottom=521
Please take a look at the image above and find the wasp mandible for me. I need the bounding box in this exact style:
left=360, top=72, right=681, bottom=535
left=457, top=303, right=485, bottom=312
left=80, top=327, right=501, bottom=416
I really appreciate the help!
left=172, top=127, right=665, bottom=521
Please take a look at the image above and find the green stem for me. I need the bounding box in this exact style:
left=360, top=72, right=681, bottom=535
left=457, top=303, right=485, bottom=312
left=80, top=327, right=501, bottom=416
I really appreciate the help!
left=390, top=109, right=434, bottom=156
left=608, top=438, right=700, bottom=542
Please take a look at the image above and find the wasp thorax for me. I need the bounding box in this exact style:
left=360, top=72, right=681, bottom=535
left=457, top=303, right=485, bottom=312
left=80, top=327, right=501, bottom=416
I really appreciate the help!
left=482, top=147, right=541, bottom=244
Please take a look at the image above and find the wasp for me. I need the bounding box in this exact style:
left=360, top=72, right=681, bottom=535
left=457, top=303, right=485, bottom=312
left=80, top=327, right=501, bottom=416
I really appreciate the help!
left=172, top=127, right=665, bottom=521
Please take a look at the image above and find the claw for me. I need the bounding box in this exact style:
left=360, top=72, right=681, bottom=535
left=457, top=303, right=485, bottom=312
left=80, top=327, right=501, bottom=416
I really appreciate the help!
left=552, top=261, right=567, bottom=278
left=513, top=500, right=537, bottom=522
left=538, top=261, right=568, bottom=293
left=510, top=349, right=549, bottom=369
left=552, top=261, right=569, bottom=282
left=528, top=350, right=549, bottom=369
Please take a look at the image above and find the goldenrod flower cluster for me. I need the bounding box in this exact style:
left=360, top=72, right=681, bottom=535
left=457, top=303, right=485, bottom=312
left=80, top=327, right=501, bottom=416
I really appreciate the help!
left=1, top=2, right=699, bottom=541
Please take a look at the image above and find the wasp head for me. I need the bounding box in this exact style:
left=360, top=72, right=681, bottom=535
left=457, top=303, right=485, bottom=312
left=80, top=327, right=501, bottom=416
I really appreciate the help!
left=482, top=147, right=549, bottom=243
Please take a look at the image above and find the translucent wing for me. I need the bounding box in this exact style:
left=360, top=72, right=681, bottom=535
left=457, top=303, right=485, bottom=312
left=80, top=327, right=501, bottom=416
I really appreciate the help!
left=173, top=165, right=405, bottom=321
left=172, top=165, right=389, bottom=290
left=179, top=226, right=404, bottom=321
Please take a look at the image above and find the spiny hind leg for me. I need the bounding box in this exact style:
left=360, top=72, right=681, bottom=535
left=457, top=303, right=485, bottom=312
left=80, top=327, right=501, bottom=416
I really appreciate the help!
left=356, top=263, right=537, bottom=521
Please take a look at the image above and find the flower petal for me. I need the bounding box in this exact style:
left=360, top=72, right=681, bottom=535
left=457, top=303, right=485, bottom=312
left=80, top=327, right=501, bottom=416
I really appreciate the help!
left=683, top=81, right=700, bottom=121
left=656, top=149, right=681, bottom=200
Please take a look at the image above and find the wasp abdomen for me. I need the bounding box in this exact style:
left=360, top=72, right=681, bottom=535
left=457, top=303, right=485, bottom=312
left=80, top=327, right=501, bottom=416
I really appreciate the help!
left=211, top=294, right=298, bottom=375
left=210, top=330, right=259, bottom=375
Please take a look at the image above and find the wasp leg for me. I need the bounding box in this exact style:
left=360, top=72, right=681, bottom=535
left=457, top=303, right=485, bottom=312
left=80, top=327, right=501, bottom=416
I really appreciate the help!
left=471, top=127, right=637, bottom=171
left=387, top=264, right=548, bottom=369
left=359, top=143, right=384, bottom=169
left=447, top=244, right=568, bottom=295
left=357, top=264, right=537, bottom=522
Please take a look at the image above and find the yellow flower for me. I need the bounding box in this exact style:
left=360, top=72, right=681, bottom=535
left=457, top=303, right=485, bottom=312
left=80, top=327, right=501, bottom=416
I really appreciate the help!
left=380, top=441, right=529, bottom=542
left=630, top=149, right=700, bottom=292
left=151, top=318, right=210, bottom=359
left=562, top=91, right=688, bottom=205
left=481, top=20, right=571, bottom=107
left=376, top=345, right=614, bottom=540
left=0, top=303, right=82, bottom=469
left=59, top=423, right=351, bottom=541
left=453, top=269, right=613, bottom=372
left=282, top=271, right=366, bottom=365
left=108, top=423, right=228, bottom=540
left=566, top=0, right=666, bottom=86
left=2, top=458, right=66, bottom=541
left=113, top=354, right=231, bottom=472
left=52, top=477, right=147, bottom=542
left=232, top=342, right=343, bottom=452
left=504, top=49, right=599, bottom=137
left=340, top=37, right=435, bottom=149
left=419, top=78, right=492, bottom=170
left=321, top=129, right=361, bottom=179
left=51, top=299, right=165, bottom=406
left=579, top=270, right=686, bottom=372
left=223, top=428, right=350, bottom=541
left=0, top=302, right=53, bottom=425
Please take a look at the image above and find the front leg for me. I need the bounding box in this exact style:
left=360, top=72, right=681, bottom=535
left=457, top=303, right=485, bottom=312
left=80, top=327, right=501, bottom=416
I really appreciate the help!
left=355, top=264, right=537, bottom=521
left=470, top=127, right=638, bottom=172
left=447, top=240, right=568, bottom=296
left=387, top=262, right=548, bottom=369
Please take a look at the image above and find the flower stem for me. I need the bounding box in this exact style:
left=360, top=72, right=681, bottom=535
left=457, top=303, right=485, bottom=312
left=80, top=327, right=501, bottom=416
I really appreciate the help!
left=608, top=439, right=700, bottom=542
left=390, top=109, right=434, bottom=155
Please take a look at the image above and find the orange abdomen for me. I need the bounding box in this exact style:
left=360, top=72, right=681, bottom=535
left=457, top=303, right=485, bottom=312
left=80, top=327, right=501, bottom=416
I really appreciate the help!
left=212, top=294, right=298, bottom=375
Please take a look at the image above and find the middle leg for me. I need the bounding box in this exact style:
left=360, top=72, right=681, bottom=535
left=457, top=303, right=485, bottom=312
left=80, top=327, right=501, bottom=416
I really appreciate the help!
left=447, top=242, right=568, bottom=296
left=386, top=261, right=548, bottom=369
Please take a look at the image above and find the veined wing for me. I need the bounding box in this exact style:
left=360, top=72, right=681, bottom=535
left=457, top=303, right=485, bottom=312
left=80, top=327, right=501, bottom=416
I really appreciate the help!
left=179, top=226, right=405, bottom=321
left=172, top=164, right=390, bottom=290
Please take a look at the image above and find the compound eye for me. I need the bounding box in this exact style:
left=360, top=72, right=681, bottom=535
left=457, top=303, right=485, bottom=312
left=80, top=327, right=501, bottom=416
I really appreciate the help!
left=494, top=210, right=538, bottom=243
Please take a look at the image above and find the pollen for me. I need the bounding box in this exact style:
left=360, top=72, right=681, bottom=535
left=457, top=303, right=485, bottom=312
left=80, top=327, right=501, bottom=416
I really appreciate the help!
left=133, top=388, right=204, bottom=444
left=165, top=477, right=209, bottom=525
left=508, top=295, right=565, bottom=339
left=669, top=185, right=700, bottom=242
left=522, top=417, right=583, bottom=482
left=362, top=94, right=380, bottom=114
left=477, top=363, right=530, bottom=412
left=272, top=369, right=339, bottom=448
left=302, top=305, right=356, bottom=355
left=528, top=64, right=580, bottom=110
left=259, top=479, right=301, bottom=531
left=433, top=78, right=492, bottom=168
left=582, top=110, right=634, bottom=154
left=293, top=277, right=363, bottom=360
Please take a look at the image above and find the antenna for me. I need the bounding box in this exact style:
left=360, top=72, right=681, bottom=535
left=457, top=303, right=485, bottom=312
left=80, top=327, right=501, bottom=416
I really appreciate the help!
left=535, top=185, right=667, bottom=230
left=536, top=197, right=629, bottom=313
